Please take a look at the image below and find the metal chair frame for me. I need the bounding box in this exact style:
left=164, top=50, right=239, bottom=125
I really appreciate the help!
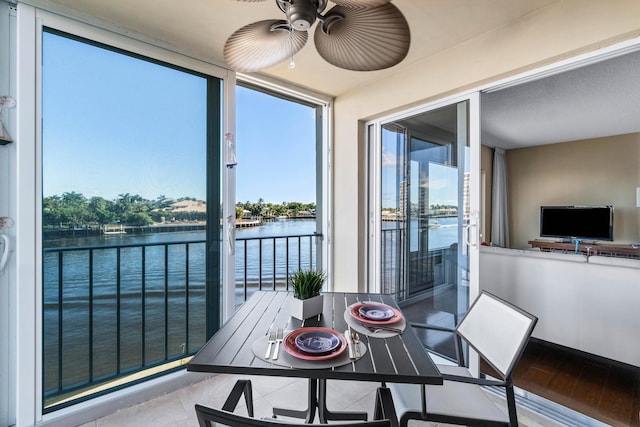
left=195, top=379, right=399, bottom=427
left=389, top=291, right=538, bottom=427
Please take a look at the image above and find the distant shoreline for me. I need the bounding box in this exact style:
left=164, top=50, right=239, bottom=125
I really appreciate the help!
left=43, top=217, right=317, bottom=239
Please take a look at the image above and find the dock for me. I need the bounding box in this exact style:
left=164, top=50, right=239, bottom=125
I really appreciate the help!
left=102, top=224, right=126, bottom=235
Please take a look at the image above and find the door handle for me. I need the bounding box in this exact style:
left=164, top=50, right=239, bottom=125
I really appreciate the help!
left=463, top=211, right=480, bottom=249
left=463, top=223, right=472, bottom=247
left=468, top=222, right=478, bottom=248
left=0, top=234, right=9, bottom=272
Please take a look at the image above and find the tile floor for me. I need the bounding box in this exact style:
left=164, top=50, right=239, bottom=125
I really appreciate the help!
left=78, top=373, right=568, bottom=426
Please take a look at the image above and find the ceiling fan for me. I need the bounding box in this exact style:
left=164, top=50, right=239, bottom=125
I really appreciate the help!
left=225, top=0, right=411, bottom=72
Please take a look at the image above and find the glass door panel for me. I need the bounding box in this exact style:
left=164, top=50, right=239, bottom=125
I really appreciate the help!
left=380, top=124, right=408, bottom=299
left=377, top=101, right=472, bottom=361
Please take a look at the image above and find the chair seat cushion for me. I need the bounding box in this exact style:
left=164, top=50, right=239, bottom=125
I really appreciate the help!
left=387, top=364, right=509, bottom=424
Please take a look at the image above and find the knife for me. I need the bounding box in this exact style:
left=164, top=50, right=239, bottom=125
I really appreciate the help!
left=345, top=330, right=355, bottom=359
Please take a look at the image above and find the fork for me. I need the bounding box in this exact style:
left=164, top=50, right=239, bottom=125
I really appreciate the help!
left=272, top=328, right=284, bottom=360
left=362, top=324, right=404, bottom=334
left=265, top=330, right=276, bottom=359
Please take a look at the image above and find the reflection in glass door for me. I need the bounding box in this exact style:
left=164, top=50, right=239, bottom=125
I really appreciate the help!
left=376, top=101, right=475, bottom=360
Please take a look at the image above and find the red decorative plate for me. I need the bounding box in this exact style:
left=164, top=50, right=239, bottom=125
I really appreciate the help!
left=282, top=327, right=347, bottom=361
left=349, top=302, right=403, bottom=325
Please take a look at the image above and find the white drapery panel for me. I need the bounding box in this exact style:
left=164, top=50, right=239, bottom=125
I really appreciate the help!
left=491, top=147, right=509, bottom=247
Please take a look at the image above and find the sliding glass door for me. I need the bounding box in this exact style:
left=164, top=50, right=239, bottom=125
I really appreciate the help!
left=369, top=96, right=479, bottom=361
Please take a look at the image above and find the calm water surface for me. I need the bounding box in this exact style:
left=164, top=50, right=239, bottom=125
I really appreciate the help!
left=42, top=218, right=457, bottom=399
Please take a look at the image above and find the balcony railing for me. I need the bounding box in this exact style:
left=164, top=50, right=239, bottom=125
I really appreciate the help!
left=381, top=228, right=456, bottom=301
left=42, top=232, right=319, bottom=409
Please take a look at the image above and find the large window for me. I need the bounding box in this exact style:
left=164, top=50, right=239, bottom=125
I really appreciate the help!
left=232, top=83, right=322, bottom=306
left=41, top=29, right=221, bottom=410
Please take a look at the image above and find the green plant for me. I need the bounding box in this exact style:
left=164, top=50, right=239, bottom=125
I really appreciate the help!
left=290, top=269, right=325, bottom=300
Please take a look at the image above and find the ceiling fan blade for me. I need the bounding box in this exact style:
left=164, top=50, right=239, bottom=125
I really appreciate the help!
left=314, top=3, right=410, bottom=71
left=329, top=0, right=391, bottom=8
left=224, top=20, right=308, bottom=72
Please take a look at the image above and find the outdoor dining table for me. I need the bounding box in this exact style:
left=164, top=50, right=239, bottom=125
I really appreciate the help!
left=187, top=290, right=443, bottom=424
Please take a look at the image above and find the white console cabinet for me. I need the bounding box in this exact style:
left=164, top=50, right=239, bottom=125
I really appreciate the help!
left=480, top=246, right=640, bottom=367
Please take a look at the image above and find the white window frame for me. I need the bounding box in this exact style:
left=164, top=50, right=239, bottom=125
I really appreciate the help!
left=232, top=73, right=334, bottom=299
left=16, top=5, right=232, bottom=425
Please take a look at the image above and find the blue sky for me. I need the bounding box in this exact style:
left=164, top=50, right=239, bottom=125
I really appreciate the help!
left=42, top=32, right=317, bottom=204
left=236, top=86, right=316, bottom=204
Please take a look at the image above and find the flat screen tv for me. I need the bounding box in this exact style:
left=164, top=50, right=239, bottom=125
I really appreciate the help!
left=540, top=205, right=614, bottom=241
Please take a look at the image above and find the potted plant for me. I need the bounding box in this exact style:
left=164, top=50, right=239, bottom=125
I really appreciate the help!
left=289, top=269, right=325, bottom=320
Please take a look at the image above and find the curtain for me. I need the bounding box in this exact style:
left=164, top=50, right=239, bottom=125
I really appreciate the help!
left=491, top=147, right=510, bottom=247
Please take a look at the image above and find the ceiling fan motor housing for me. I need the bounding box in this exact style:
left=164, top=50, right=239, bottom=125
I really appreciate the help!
left=285, top=0, right=322, bottom=31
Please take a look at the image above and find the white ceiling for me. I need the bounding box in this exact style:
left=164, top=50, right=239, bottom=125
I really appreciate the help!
left=45, top=0, right=557, bottom=96
left=481, top=49, right=640, bottom=149
left=43, top=0, right=640, bottom=149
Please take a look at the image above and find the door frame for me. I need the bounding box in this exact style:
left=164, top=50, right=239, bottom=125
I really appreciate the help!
left=366, top=92, right=481, bottom=302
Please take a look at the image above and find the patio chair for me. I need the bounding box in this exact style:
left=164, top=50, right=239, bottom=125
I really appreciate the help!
left=195, top=379, right=399, bottom=427
left=387, top=290, right=537, bottom=427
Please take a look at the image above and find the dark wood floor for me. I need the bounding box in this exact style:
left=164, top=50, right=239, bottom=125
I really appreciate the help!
left=509, top=339, right=640, bottom=427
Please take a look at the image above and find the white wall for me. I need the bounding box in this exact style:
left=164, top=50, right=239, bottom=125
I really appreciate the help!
left=0, top=1, right=16, bottom=425
left=329, top=0, right=640, bottom=290
left=480, top=246, right=640, bottom=367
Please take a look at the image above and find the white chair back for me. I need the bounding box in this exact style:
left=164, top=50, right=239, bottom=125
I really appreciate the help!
left=456, top=291, right=537, bottom=378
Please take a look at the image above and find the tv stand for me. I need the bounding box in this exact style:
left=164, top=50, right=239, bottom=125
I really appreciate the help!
left=528, top=240, right=640, bottom=259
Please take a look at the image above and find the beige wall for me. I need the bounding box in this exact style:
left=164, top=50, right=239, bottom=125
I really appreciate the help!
left=507, top=133, right=640, bottom=249
left=330, top=0, right=640, bottom=291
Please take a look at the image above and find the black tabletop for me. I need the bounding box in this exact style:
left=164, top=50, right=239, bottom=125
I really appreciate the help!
left=187, top=291, right=442, bottom=385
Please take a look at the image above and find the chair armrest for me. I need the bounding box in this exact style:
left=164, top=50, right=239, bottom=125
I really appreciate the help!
left=409, top=322, right=454, bottom=333
left=222, top=379, right=254, bottom=417
left=442, top=373, right=508, bottom=388
left=410, top=322, right=465, bottom=366
left=374, top=387, right=400, bottom=427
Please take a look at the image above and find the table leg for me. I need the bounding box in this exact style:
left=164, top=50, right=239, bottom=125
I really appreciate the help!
left=272, top=378, right=317, bottom=423
left=272, top=378, right=368, bottom=424
left=317, top=379, right=368, bottom=423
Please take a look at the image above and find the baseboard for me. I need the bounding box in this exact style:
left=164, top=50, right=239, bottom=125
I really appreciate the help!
left=530, top=337, right=640, bottom=371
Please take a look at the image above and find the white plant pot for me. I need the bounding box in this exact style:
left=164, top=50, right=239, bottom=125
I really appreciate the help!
left=290, top=294, right=324, bottom=320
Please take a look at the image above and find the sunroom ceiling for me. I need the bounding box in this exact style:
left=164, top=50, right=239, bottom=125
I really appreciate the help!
left=39, top=0, right=640, bottom=149
left=43, top=0, right=557, bottom=97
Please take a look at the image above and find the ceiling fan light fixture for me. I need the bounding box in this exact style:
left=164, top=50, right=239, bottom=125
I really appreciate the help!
left=275, top=0, right=327, bottom=31
left=286, top=1, right=318, bottom=31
